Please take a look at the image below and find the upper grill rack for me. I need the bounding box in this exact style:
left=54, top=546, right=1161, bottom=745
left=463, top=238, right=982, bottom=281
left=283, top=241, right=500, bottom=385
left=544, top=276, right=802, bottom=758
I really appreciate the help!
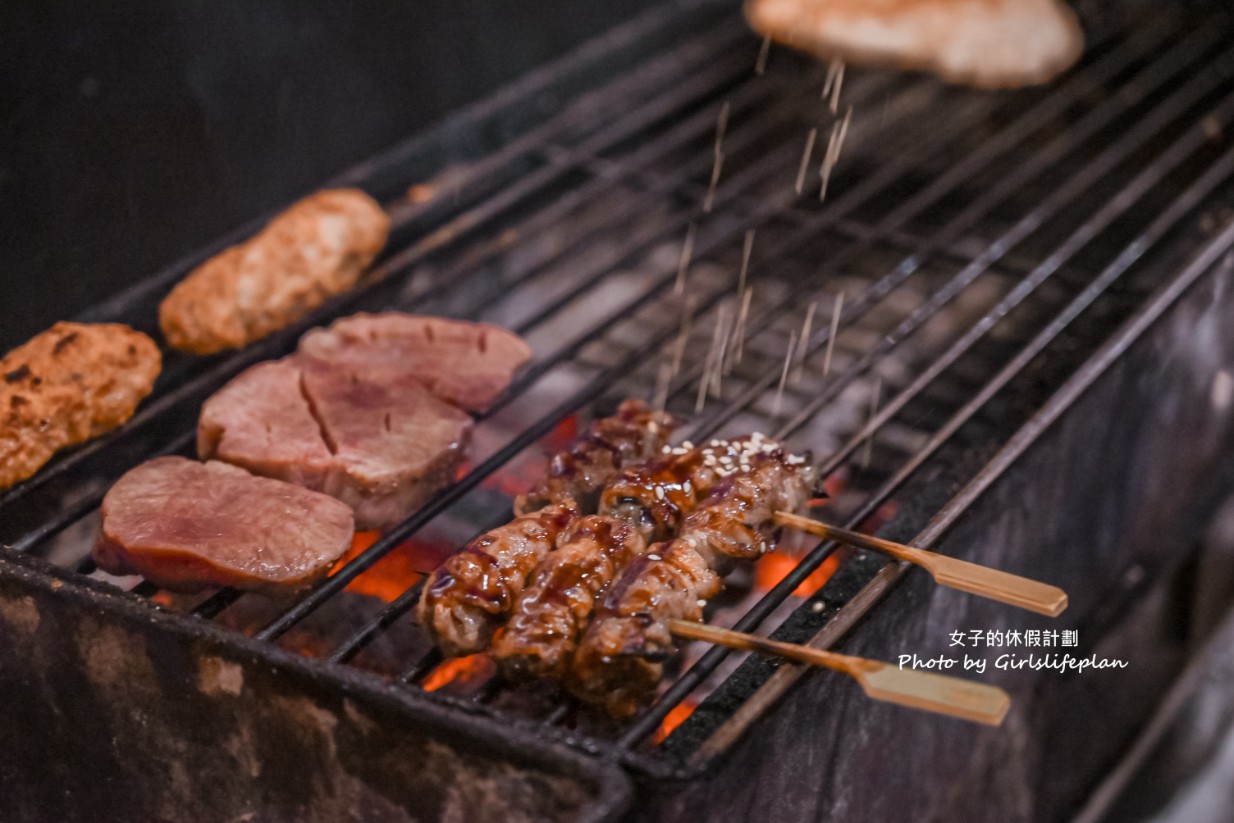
left=4, top=0, right=1234, bottom=780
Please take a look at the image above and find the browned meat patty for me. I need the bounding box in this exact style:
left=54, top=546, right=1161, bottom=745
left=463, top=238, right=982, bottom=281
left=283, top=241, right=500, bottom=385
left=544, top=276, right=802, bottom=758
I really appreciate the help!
left=93, top=457, right=355, bottom=592
left=159, top=189, right=389, bottom=355
left=199, top=355, right=471, bottom=530
left=298, top=313, right=531, bottom=413
left=745, top=0, right=1083, bottom=90
left=0, top=322, right=162, bottom=490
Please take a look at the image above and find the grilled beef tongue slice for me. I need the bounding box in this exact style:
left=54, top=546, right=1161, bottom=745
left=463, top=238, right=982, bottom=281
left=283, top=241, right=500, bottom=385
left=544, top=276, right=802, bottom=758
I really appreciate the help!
left=298, top=355, right=471, bottom=530
left=197, top=359, right=334, bottom=490
left=297, top=313, right=531, bottom=413
left=93, top=457, right=355, bottom=592
left=199, top=356, right=471, bottom=531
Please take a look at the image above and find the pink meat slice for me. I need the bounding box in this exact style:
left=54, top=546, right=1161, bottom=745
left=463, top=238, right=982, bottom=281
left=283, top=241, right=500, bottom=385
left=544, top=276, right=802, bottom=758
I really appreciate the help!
left=198, top=360, right=334, bottom=491
left=199, top=357, right=471, bottom=531
left=298, top=357, right=472, bottom=530
left=93, top=457, right=355, bottom=592
left=297, top=313, right=532, bottom=413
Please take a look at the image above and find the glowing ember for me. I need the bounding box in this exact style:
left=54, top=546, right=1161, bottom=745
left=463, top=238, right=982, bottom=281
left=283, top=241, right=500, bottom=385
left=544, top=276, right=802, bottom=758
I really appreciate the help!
left=756, top=551, right=842, bottom=597
left=821, top=470, right=847, bottom=499
left=653, top=699, right=698, bottom=744
left=331, top=531, right=445, bottom=603
left=150, top=591, right=176, bottom=608
left=421, top=654, right=495, bottom=693
left=863, top=500, right=899, bottom=532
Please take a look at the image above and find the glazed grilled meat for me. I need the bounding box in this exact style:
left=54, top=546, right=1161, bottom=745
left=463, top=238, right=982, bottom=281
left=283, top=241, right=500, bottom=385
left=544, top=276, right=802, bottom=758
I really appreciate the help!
left=598, top=437, right=769, bottom=542
left=492, top=515, right=649, bottom=681
left=487, top=439, right=772, bottom=681
left=514, top=400, right=678, bottom=516
left=571, top=441, right=814, bottom=715
left=415, top=502, right=580, bottom=658
left=418, top=402, right=673, bottom=657
left=0, top=322, right=162, bottom=490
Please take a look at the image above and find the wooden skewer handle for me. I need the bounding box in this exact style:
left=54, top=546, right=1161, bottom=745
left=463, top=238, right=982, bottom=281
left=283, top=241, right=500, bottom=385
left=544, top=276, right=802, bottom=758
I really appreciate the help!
left=775, top=512, right=1068, bottom=617
left=668, top=619, right=1009, bottom=726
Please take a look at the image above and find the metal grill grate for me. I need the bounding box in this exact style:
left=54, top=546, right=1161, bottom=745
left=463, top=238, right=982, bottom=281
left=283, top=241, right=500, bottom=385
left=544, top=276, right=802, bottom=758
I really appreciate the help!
left=4, top=0, right=1234, bottom=781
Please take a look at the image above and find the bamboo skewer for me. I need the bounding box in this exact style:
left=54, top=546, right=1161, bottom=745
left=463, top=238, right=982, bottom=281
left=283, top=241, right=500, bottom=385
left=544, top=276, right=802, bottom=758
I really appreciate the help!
left=668, top=619, right=1010, bottom=726
left=774, top=512, right=1069, bottom=617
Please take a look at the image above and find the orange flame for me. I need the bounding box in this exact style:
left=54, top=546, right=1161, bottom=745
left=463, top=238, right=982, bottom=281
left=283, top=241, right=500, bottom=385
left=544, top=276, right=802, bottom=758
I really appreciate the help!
left=653, top=699, right=698, bottom=743
left=331, top=531, right=443, bottom=603
left=756, top=551, right=842, bottom=597
left=421, top=654, right=495, bottom=692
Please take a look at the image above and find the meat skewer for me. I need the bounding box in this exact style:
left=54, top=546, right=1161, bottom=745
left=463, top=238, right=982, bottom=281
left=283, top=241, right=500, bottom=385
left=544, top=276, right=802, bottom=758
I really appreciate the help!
left=514, top=400, right=679, bottom=516
left=416, top=401, right=677, bottom=657
left=492, top=514, right=648, bottom=680
left=570, top=439, right=815, bottom=715
left=492, top=437, right=781, bottom=681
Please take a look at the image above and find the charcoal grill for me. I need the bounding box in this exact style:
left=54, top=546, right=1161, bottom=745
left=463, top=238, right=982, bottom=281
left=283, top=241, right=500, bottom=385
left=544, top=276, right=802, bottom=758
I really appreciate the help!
left=4, top=0, right=1234, bottom=819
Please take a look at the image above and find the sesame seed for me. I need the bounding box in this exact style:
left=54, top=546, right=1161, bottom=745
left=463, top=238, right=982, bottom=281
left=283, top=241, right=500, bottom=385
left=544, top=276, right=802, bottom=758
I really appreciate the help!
left=648, top=554, right=662, bottom=561
left=654, top=486, right=665, bottom=500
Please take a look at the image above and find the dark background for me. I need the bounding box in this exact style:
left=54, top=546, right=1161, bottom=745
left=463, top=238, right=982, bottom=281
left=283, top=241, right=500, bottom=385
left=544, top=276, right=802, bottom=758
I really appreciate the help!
left=0, top=1, right=659, bottom=351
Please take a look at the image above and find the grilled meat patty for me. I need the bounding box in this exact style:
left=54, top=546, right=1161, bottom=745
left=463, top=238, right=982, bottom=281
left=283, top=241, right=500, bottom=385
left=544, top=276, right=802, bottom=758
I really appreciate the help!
left=492, top=515, right=649, bottom=682
left=298, top=312, right=531, bottom=414
left=571, top=443, right=815, bottom=715
left=745, top=0, right=1083, bottom=90
left=160, top=189, right=389, bottom=355
left=418, top=402, right=674, bottom=657
left=94, top=457, right=355, bottom=592
left=0, top=322, right=161, bottom=490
